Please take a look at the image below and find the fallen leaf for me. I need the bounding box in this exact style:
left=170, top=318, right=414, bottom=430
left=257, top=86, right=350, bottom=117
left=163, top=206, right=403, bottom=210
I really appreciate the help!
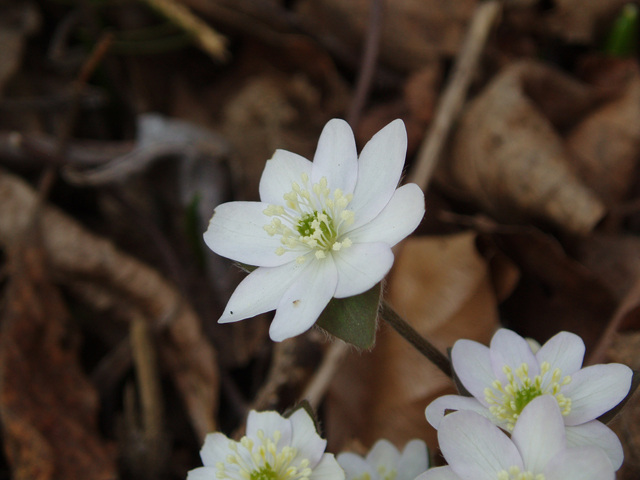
left=440, top=60, right=606, bottom=234
left=295, top=0, right=479, bottom=71
left=0, top=239, right=117, bottom=480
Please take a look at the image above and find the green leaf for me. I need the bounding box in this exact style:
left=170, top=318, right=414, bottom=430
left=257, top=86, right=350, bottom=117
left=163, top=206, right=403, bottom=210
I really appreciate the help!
left=605, top=3, right=639, bottom=58
left=315, top=282, right=381, bottom=350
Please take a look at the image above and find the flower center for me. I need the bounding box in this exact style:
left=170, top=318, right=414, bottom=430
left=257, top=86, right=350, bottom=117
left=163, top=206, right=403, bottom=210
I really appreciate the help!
left=497, top=466, right=545, bottom=480
left=263, top=173, right=355, bottom=263
left=377, top=466, right=397, bottom=480
left=216, top=429, right=312, bottom=480
left=484, top=362, right=572, bottom=430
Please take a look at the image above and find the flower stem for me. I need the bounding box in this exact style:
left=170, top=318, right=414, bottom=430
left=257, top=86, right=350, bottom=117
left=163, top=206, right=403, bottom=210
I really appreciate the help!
left=379, top=301, right=453, bottom=378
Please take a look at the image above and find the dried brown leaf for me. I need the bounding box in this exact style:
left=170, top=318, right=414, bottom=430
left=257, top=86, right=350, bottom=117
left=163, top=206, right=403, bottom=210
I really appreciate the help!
left=295, top=0, right=478, bottom=71
left=441, top=60, right=606, bottom=234
left=325, top=232, right=499, bottom=451
left=0, top=242, right=117, bottom=480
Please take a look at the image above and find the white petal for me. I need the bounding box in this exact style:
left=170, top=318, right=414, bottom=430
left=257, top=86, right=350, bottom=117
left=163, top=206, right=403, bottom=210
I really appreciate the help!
left=246, top=410, right=293, bottom=446
left=490, top=329, right=540, bottom=384
left=562, top=363, right=633, bottom=426
left=309, top=454, right=346, bottom=480
left=565, top=421, right=624, bottom=470
left=312, top=119, right=358, bottom=195
left=536, top=331, right=585, bottom=377
left=347, top=184, right=425, bottom=247
left=511, top=395, right=566, bottom=473
left=414, top=467, right=461, bottom=480
left=333, top=242, right=394, bottom=298
left=366, top=439, right=400, bottom=471
left=188, top=467, right=217, bottom=480
left=438, top=411, right=523, bottom=480
left=348, top=119, right=408, bottom=229
left=337, top=453, right=378, bottom=480
left=289, top=408, right=327, bottom=469
left=219, top=260, right=311, bottom=324
left=204, top=201, right=301, bottom=267
left=543, top=447, right=614, bottom=480
left=269, top=256, right=338, bottom=341
left=259, top=149, right=313, bottom=205
left=425, top=395, right=492, bottom=429
left=397, top=439, right=429, bottom=480
left=451, top=340, right=495, bottom=406
left=200, top=432, right=233, bottom=466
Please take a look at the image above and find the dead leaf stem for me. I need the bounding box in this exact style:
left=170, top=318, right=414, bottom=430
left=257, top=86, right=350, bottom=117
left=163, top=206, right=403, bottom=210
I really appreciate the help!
left=300, top=341, right=349, bottom=410
left=379, top=301, right=452, bottom=378
left=408, top=0, right=502, bottom=191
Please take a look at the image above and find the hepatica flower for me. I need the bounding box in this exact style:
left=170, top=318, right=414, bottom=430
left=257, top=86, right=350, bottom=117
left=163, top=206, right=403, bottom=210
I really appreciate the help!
left=337, top=439, right=429, bottom=480
left=204, top=119, right=425, bottom=341
left=188, top=409, right=344, bottom=480
left=425, top=329, right=631, bottom=469
left=418, top=395, right=614, bottom=480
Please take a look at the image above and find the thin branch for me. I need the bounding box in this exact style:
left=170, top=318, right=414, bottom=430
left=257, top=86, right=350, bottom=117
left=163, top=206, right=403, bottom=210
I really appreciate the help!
left=300, top=341, right=349, bottom=409
left=408, top=0, right=502, bottom=191
left=347, top=0, right=385, bottom=128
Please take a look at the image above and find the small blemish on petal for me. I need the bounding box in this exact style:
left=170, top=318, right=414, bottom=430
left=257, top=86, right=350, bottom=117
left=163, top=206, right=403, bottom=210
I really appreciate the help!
left=293, top=300, right=301, bottom=307
left=230, top=311, right=233, bottom=314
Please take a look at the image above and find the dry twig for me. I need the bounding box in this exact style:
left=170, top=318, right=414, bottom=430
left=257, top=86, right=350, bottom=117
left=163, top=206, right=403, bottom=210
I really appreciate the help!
left=408, top=0, right=502, bottom=191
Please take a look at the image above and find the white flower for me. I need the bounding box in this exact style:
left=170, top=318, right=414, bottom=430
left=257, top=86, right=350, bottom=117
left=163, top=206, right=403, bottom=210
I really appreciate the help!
left=337, top=439, right=429, bottom=480
left=418, top=395, right=615, bottom=480
left=425, top=329, right=631, bottom=469
left=188, top=409, right=344, bottom=480
left=204, top=119, right=425, bottom=341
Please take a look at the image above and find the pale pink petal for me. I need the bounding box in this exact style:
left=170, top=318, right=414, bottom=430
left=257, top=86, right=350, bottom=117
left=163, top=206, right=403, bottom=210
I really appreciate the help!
left=438, top=411, right=523, bottom=480
left=337, top=453, right=378, bottom=480
left=269, top=256, right=338, bottom=341
left=311, top=119, right=358, bottom=195
left=200, top=432, right=233, bottom=466
left=259, top=149, right=313, bottom=205
left=246, top=410, right=293, bottom=446
left=425, top=395, right=491, bottom=429
left=289, top=408, right=327, bottom=468
left=204, top=201, right=301, bottom=267
left=511, top=395, right=566, bottom=473
left=397, top=439, right=429, bottom=480
left=346, top=184, right=424, bottom=247
left=490, top=329, right=540, bottom=384
left=415, top=467, right=461, bottom=480
left=309, top=454, right=346, bottom=480
left=562, top=363, right=633, bottom=426
left=219, top=259, right=311, bottom=324
left=451, top=340, right=495, bottom=406
left=543, top=446, right=614, bottom=480
left=333, top=242, right=394, bottom=298
left=565, top=421, right=624, bottom=470
left=536, top=331, right=585, bottom=378
left=366, top=439, right=400, bottom=471
left=348, top=119, right=408, bottom=228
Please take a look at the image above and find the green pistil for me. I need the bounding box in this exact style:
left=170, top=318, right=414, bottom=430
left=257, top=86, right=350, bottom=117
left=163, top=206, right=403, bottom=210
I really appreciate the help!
left=250, top=465, right=278, bottom=480
left=513, top=386, right=541, bottom=414
left=296, top=211, right=334, bottom=239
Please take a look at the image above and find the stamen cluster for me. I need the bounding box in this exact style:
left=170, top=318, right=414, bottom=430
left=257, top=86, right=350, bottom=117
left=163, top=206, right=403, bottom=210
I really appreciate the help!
left=216, top=430, right=312, bottom=480
left=263, top=173, right=354, bottom=263
left=485, top=362, right=572, bottom=430
left=497, top=466, right=545, bottom=480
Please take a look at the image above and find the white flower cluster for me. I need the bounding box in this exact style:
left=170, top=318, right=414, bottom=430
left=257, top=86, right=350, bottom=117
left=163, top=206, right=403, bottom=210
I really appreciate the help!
left=421, top=329, right=632, bottom=480
left=198, top=118, right=633, bottom=480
